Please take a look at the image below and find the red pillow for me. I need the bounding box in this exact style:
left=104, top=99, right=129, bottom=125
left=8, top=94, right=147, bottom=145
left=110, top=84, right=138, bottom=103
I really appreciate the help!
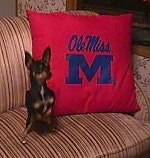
left=27, top=11, right=140, bottom=116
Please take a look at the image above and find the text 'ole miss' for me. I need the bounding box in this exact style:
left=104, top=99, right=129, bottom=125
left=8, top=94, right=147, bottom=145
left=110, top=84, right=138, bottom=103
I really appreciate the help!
left=68, top=35, right=112, bottom=53
left=66, top=34, right=114, bottom=84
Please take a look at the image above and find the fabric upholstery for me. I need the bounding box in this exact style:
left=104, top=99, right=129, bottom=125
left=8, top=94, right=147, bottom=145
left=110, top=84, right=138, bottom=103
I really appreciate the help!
left=17, top=0, right=78, bottom=17
left=0, top=108, right=150, bottom=158
left=134, top=78, right=150, bottom=121
left=133, top=54, right=150, bottom=98
left=17, top=0, right=67, bottom=17
left=0, top=17, right=31, bottom=113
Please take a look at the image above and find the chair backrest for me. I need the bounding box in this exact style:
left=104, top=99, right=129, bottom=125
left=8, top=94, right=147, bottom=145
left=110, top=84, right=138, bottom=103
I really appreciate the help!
left=0, top=17, right=31, bottom=112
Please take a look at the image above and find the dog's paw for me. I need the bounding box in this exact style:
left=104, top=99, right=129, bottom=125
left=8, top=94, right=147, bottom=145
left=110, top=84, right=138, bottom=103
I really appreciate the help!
left=22, top=133, right=27, bottom=144
left=47, top=97, right=54, bottom=104
left=22, top=136, right=27, bottom=144
left=49, top=97, right=54, bottom=103
left=22, top=139, right=27, bottom=144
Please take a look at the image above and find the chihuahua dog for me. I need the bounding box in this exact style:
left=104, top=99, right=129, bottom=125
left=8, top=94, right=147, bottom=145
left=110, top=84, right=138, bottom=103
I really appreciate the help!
left=22, top=47, right=55, bottom=144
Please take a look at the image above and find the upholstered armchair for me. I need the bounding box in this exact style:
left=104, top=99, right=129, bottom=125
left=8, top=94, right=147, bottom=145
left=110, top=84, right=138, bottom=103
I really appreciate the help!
left=0, top=0, right=149, bottom=157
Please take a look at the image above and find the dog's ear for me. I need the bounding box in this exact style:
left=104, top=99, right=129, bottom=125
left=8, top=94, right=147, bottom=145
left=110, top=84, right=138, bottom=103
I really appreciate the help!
left=25, top=51, right=33, bottom=69
left=42, top=47, right=51, bottom=66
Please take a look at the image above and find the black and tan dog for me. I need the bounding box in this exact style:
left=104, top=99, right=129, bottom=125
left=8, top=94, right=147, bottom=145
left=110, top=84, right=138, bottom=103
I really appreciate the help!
left=22, top=47, right=55, bottom=144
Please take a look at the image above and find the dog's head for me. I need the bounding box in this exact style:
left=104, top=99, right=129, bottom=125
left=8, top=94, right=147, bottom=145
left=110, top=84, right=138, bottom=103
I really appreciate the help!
left=25, top=47, right=52, bottom=84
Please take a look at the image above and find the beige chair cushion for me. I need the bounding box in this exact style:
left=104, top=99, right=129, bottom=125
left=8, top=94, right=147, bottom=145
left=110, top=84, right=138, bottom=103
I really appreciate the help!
left=0, top=108, right=149, bottom=157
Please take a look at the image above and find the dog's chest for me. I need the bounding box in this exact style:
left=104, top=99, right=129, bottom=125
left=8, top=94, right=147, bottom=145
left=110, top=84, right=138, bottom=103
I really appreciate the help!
left=40, top=86, right=47, bottom=113
left=26, top=86, right=54, bottom=114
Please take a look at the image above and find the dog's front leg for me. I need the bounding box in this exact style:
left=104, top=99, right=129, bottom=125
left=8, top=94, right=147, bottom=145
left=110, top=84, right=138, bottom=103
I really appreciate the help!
left=43, top=108, right=52, bottom=124
left=22, top=123, right=32, bottom=144
left=22, top=113, right=32, bottom=144
left=22, top=113, right=33, bottom=144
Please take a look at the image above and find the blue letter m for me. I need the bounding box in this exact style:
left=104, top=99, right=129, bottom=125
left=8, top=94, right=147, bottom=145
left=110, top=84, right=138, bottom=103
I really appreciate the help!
left=66, top=54, right=114, bottom=84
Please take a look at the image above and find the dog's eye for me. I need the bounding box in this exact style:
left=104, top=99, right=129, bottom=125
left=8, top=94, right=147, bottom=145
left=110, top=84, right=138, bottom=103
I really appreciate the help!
left=38, top=64, right=46, bottom=72
left=46, top=65, right=50, bottom=71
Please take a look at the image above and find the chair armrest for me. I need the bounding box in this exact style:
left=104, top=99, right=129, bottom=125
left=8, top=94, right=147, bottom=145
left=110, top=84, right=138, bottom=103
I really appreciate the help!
left=134, top=78, right=150, bottom=121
